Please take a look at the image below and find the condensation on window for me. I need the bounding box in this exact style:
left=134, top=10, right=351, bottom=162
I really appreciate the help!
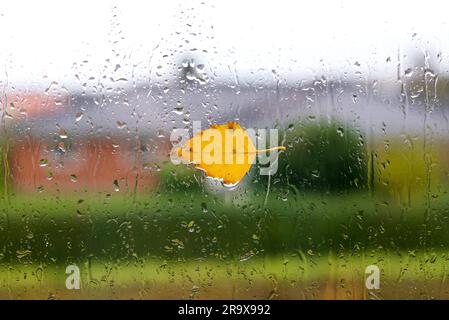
left=0, top=0, right=448, bottom=299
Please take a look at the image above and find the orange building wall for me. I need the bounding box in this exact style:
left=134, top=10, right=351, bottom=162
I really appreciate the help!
left=9, top=137, right=163, bottom=195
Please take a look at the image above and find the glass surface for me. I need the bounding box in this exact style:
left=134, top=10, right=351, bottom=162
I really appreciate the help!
left=1, top=0, right=449, bottom=299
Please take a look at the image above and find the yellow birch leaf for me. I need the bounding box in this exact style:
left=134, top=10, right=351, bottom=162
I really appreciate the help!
left=176, top=121, right=286, bottom=186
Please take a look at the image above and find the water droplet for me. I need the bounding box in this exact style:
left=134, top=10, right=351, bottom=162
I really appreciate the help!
left=58, top=142, right=66, bottom=153
left=187, top=220, right=196, bottom=233
left=173, top=106, right=184, bottom=115
left=181, top=59, right=190, bottom=68
left=221, top=180, right=240, bottom=190
left=113, top=179, right=120, bottom=192
left=337, top=127, right=345, bottom=136
left=171, top=238, right=184, bottom=250
left=239, top=251, right=255, bottom=262
left=39, top=159, right=48, bottom=167
left=404, top=68, right=413, bottom=77
left=58, top=129, right=68, bottom=139
left=75, top=112, right=83, bottom=122
left=116, top=121, right=126, bottom=129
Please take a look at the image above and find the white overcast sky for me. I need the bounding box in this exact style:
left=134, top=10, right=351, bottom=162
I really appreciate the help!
left=1, top=0, right=449, bottom=89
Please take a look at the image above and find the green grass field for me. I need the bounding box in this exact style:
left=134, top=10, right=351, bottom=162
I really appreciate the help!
left=2, top=252, right=449, bottom=299
left=1, top=190, right=449, bottom=299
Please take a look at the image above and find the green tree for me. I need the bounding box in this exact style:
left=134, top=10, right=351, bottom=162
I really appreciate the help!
left=275, top=119, right=367, bottom=191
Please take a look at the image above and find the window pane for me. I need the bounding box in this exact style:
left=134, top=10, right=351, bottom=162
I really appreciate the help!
left=0, top=0, right=448, bottom=299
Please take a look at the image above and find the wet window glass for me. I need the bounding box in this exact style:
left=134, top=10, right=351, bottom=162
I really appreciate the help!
left=0, top=0, right=448, bottom=300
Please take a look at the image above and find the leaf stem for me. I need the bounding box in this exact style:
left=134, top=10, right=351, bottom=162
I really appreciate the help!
left=253, top=146, right=286, bottom=154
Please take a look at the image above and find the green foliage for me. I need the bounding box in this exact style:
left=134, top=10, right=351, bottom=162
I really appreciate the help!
left=0, top=146, right=3, bottom=196
left=0, top=192, right=446, bottom=263
left=372, top=138, right=440, bottom=205
left=276, top=119, right=367, bottom=191
left=158, top=162, right=203, bottom=193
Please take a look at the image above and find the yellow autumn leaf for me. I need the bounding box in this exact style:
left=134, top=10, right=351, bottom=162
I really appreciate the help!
left=176, top=121, right=286, bottom=186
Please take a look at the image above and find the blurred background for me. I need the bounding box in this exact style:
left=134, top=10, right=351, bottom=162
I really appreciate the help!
left=1, top=0, right=449, bottom=299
